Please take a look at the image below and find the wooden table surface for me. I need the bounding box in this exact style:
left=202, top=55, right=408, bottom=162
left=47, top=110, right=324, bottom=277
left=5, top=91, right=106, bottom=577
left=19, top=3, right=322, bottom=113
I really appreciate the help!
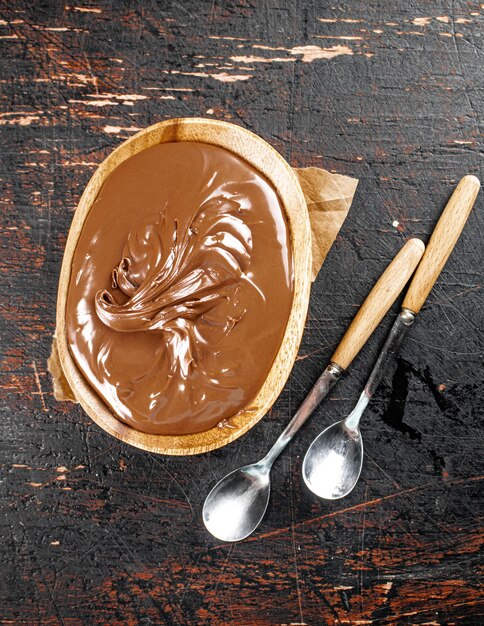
left=1, top=1, right=483, bottom=624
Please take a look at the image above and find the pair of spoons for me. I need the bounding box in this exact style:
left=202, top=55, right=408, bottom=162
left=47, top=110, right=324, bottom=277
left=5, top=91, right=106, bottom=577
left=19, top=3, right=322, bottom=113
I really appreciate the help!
left=203, top=175, right=480, bottom=542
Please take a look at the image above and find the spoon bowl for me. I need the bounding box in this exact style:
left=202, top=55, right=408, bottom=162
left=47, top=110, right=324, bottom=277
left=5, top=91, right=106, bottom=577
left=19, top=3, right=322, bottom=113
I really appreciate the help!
left=203, top=463, right=271, bottom=542
left=302, top=420, right=363, bottom=499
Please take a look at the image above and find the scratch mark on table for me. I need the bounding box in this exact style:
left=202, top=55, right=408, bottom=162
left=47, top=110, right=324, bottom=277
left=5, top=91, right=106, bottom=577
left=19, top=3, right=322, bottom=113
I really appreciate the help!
left=31, top=360, right=47, bottom=412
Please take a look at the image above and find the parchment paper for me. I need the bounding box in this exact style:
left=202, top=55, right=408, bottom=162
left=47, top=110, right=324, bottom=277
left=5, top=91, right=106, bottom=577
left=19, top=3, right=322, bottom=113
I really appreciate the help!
left=49, top=166, right=358, bottom=401
left=294, top=167, right=358, bottom=281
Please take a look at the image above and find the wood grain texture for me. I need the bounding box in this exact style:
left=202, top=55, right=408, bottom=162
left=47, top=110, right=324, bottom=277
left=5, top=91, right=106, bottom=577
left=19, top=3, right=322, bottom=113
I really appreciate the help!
left=55, top=117, right=312, bottom=455
left=0, top=0, right=483, bottom=624
left=403, top=175, right=481, bottom=313
left=331, top=238, right=424, bottom=370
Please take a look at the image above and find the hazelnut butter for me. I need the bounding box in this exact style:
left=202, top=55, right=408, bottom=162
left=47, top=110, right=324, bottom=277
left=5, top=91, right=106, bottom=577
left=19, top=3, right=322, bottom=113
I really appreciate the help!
left=66, top=141, right=295, bottom=435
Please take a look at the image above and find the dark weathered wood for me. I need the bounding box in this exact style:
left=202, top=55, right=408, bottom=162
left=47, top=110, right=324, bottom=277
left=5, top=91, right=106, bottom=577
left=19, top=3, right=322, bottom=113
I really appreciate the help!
left=0, top=0, right=482, bottom=624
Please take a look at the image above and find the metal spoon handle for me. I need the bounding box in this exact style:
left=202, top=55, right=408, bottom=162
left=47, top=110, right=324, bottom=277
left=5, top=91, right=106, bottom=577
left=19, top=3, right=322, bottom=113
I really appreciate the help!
left=262, top=364, right=342, bottom=466
left=344, top=309, right=415, bottom=430
left=365, top=309, right=416, bottom=398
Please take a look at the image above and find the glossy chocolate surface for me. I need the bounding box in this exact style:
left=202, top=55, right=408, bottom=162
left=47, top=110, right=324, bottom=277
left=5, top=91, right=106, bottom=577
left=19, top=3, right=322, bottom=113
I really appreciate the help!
left=66, top=142, right=294, bottom=435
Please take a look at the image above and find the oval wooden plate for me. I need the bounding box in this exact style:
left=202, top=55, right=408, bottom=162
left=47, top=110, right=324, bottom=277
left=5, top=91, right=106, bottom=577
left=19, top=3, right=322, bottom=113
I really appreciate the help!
left=56, top=118, right=312, bottom=455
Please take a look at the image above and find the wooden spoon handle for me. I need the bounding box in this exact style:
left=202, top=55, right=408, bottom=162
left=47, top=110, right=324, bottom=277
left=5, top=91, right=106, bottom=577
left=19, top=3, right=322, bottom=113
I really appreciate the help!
left=402, top=175, right=481, bottom=314
left=331, top=238, right=425, bottom=370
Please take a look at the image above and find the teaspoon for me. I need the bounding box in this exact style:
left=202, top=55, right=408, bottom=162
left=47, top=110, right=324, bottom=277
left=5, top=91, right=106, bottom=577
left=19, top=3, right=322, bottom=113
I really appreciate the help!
left=303, top=175, right=480, bottom=500
left=203, top=238, right=425, bottom=541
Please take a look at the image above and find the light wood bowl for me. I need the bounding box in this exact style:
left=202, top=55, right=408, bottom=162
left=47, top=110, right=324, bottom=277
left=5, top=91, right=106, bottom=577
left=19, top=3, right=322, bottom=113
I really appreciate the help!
left=56, top=118, right=312, bottom=455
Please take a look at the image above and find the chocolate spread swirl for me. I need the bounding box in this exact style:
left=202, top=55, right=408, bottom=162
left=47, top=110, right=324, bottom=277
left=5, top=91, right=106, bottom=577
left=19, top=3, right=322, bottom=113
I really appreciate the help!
left=66, top=142, right=294, bottom=435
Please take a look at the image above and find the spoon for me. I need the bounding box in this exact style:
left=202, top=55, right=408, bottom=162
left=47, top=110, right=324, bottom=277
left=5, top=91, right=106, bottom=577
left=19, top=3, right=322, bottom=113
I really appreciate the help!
left=303, top=175, right=480, bottom=500
left=203, top=237, right=425, bottom=541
